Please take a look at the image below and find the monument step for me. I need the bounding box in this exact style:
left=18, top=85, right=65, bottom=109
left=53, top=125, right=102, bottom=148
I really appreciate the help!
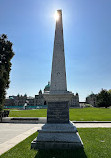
left=31, top=141, right=83, bottom=150
left=31, top=122, right=83, bottom=150
left=36, top=133, right=81, bottom=143
left=42, top=122, right=77, bottom=130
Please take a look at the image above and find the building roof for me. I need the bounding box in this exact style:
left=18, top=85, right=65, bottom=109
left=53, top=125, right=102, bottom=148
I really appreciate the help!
left=44, top=82, right=50, bottom=91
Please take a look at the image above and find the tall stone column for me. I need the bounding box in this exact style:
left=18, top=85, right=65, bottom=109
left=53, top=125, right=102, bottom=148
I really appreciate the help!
left=44, top=10, right=74, bottom=123
left=50, top=10, right=67, bottom=93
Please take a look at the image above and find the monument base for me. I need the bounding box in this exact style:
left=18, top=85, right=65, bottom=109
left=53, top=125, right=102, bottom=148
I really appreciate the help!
left=43, top=92, right=74, bottom=103
left=31, top=121, right=83, bottom=150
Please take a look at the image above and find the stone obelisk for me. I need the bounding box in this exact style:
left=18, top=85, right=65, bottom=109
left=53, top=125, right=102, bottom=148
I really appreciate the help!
left=31, top=10, right=83, bottom=149
left=50, top=10, right=67, bottom=93
left=45, top=10, right=73, bottom=124
left=43, top=10, right=74, bottom=124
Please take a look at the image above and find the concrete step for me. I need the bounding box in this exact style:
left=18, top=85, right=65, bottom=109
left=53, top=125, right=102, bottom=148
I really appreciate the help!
left=0, top=117, right=47, bottom=124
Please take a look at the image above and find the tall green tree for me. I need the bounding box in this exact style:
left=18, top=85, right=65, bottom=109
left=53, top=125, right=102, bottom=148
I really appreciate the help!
left=96, top=89, right=111, bottom=108
left=0, top=34, right=14, bottom=112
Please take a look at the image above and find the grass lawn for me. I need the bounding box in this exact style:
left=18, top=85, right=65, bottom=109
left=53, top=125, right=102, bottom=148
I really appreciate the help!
left=9, top=107, right=111, bottom=121
left=9, top=109, right=47, bottom=118
left=1, top=128, right=111, bottom=158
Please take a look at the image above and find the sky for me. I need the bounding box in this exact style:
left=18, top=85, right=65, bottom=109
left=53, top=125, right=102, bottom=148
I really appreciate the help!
left=0, top=0, right=111, bottom=101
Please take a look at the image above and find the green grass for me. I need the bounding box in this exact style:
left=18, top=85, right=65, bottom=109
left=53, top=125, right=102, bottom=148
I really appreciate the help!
left=1, top=128, right=111, bottom=158
left=9, top=109, right=47, bottom=118
left=9, top=107, right=111, bottom=121
left=69, top=107, right=111, bottom=121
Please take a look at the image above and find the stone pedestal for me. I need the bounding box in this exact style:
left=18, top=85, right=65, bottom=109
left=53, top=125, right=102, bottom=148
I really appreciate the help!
left=31, top=121, right=83, bottom=149
left=47, top=101, right=69, bottom=123
left=31, top=101, right=83, bottom=150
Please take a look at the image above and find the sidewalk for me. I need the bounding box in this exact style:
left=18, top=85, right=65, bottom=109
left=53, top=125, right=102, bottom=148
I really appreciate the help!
left=75, top=123, right=111, bottom=128
left=0, top=123, right=43, bottom=156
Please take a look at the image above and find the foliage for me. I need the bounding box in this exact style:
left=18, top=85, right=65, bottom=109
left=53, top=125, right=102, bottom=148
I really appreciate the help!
left=96, top=89, right=111, bottom=108
left=0, top=34, right=14, bottom=112
left=87, top=89, right=111, bottom=108
left=1, top=128, right=111, bottom=158
left=108, top=89, right=111, bottom=94
left=8, top=107, right=111, bottom=121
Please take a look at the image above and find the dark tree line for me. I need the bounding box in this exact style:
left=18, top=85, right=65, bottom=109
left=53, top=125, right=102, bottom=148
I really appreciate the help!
left=96, top=89, right=111, bottom=108
left=0, top=34, right=14, bottom=112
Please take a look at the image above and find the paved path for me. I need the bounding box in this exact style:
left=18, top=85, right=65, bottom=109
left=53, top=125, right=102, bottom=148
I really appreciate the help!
left=75, top=123, right=111, bottom=128
left=0, top=123, right=43, bottom=156
left=0, top=123, right=111, bottom=156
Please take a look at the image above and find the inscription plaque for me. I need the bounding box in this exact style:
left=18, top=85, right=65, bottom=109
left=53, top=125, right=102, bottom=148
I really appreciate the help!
left=47, top=101, right=69, bottom=123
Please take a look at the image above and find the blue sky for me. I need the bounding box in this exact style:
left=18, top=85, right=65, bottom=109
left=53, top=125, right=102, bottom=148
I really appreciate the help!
left=0, top=0, right=111, bottom=101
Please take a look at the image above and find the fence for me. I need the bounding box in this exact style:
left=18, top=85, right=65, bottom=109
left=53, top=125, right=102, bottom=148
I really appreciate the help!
left=4, top=105, right=48, bottom=109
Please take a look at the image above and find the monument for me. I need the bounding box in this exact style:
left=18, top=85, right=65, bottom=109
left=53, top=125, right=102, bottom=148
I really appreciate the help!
left=31, top=10, right=83, bottom=149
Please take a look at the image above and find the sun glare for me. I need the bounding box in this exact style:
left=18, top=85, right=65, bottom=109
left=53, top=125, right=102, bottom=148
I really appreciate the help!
left=54, top=11, right=59, bottom=21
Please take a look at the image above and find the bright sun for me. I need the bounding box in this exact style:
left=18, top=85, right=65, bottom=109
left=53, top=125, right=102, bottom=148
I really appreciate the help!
left=54, top=11, right=59, bottom=21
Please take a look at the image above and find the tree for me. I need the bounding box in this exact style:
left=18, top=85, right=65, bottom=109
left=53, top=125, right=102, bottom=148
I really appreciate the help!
left=108, top=89, right=111, bottom=95
left=108, top=89, right=111, bottom=106
left=96, top=89, right=111, bottom=108
left=0, top=34, right=14, bottom=112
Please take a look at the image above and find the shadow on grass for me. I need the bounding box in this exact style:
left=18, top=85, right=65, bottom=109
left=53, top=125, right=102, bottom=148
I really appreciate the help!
left=35, top=148, right=87, bottom=158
